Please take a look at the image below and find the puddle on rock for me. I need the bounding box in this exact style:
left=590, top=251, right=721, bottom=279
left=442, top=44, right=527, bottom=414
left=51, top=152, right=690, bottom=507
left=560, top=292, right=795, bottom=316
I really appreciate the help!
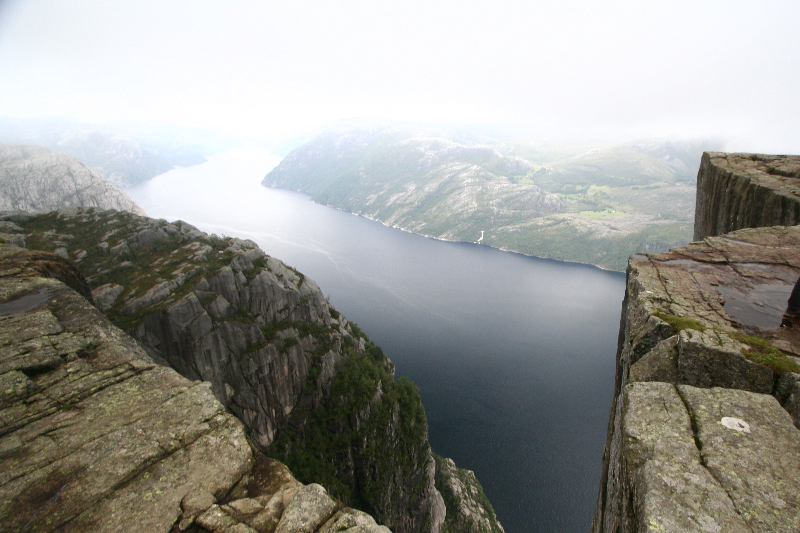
left=0, top=289, right=56, bottom=314
left=718, top=283, right=792, bottom=329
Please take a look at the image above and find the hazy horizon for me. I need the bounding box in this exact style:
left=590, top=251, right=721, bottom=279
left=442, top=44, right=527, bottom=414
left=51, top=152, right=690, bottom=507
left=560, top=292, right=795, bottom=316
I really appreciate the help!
left=1, top=0, right=799, bottom=153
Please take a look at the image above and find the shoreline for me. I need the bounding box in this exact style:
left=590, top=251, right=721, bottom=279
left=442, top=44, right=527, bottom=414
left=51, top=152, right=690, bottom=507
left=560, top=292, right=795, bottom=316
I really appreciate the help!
left=263, top=183, right=627, bottom=274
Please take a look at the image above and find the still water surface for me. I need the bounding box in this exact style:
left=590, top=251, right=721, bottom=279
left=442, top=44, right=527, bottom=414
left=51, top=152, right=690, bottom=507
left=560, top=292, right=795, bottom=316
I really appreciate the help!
left=127, top=147, right=626, bottom=533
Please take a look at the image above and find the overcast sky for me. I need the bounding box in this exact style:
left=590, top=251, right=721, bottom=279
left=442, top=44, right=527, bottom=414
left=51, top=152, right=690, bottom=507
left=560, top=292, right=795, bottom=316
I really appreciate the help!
left=1, top=0, right=799, bottom=152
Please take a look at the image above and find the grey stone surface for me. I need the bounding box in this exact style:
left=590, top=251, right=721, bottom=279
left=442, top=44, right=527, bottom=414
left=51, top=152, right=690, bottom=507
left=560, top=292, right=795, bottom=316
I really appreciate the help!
left=91, top=282, right=123, bottom=311
left=780, top=377, right=800, bottom=428
left=677, top=329, right=774, bottom=392
left=197, top=505, right=241, bottom=532
left=0, top=245, right=254, bottom=532
left=319, top=508, right=393, bottom=533
left=678, top=385, right=800, bottom=532
left=629, top=335, right=678, bottom=383
left=434, top=455, right=504, bottom=533
left=618, top=382, right=750, bottom=533
left=275, top=484, right=339, bottom=533
left=0, top=245, right=394, bottom=533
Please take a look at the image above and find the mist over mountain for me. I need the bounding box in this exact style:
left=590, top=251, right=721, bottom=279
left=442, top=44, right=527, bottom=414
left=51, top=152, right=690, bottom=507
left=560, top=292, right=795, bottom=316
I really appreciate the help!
left=0, top=117, right=233, bottom=187
left=0, top=144, right=145, bottom=215
left=264, top=120, right=720, bottom=270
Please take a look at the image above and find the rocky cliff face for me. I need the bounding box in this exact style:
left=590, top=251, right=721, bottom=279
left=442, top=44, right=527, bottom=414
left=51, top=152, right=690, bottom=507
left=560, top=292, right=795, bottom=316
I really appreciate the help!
left=6, top=207, right=452, bottom=533
left=434, top=455, right=504, bottom=533
left=0, top=244, right=391, bottom=533
left=593, top=153, right=800, bottom=532
left=694, top=152, right=800, bottom=240
left=0, top=145, right=146, bottom=215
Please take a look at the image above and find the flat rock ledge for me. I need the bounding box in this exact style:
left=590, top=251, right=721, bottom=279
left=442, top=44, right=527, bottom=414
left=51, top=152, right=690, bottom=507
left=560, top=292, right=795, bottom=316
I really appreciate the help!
left=592, top=225, right=800, bottom=533
left=0, top=245, right=390, bottom=533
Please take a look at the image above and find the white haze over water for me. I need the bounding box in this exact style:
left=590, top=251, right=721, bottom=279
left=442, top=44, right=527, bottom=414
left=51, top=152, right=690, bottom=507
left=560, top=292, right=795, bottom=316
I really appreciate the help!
left=1, top=0, right=800, bottom=152
left=126, top=147, right=452, bottom=321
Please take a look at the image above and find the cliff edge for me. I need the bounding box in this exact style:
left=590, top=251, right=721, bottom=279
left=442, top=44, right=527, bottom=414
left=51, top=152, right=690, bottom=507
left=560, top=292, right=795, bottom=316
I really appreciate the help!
left=0, top=207, right=508, bottom=533
left=694, top=152, right=800, bottom=240
left=593, top=153, right=800, bottom=533
left=0, top=244, right=393, bottom=533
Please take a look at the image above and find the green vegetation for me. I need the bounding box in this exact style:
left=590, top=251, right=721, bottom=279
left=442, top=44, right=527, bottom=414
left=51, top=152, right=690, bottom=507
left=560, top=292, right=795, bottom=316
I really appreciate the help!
left=650, top=312, right=799, bottom=374
left=653, top=311, right=707, bottom=333
left=730, top=332, right=800, bottom=374
left=269, top=334, right=429, bottom=517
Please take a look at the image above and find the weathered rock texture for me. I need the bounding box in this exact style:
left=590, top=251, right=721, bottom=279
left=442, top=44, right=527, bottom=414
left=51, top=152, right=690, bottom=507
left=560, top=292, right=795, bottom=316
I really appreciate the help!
left=0, top=144, right=146, bottom=215
left=434, top=455, right=504, bottom=533
left=593, top=170, right=800, bottom=532
left=0, top=244, right=378, bottom=533
left=9, top=208, right=448, bottom=533
left=694, top=151, right=800, bottom=240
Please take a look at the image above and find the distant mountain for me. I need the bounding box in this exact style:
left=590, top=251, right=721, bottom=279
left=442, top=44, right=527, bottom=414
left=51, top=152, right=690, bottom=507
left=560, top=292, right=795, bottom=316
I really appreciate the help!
left=263, top=120, right=719, bottom=270
left=0, top=144, right=145, bottom=215
left=0, top=117, right=223, bottom=187
left=51, top=128, right=207, bottom=188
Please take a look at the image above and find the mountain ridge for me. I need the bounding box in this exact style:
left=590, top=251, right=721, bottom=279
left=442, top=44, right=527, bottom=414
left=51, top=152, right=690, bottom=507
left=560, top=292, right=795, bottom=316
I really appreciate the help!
left=0, top=117, right=216, bottom=188
left=263, top=121, right=716, bottom=270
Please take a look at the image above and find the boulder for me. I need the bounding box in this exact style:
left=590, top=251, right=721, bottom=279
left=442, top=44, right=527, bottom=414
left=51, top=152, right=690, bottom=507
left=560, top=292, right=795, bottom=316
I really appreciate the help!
left=0, top=246, right=252, bottom=532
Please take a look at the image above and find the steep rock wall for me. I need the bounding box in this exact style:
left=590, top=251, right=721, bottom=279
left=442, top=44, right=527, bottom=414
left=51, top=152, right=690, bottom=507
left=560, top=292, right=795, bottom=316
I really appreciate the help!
left=8, top=208, right=447, bottom=533
left=592, top=224, right=800, bottom=532
left=694, top=151, right=800, bottom=240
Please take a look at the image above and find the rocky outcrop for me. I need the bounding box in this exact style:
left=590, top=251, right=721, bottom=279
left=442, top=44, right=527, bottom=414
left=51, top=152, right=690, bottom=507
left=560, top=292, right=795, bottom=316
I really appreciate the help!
left=0, top=244, right=379, bottom=533
left=694, top=152, right=800, bottom=240
left=434, top=455, right=504, bottom=533
left=592, top=221, right=800, bottom=531
left=8, top=208, right=448, bottom=533
left=0, top=145, right=146, bottom=215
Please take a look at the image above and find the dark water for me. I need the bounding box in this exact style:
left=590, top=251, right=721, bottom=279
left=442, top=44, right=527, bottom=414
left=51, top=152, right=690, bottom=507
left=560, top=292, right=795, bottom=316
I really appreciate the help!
left=127, top=148, right=626, bottom=533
